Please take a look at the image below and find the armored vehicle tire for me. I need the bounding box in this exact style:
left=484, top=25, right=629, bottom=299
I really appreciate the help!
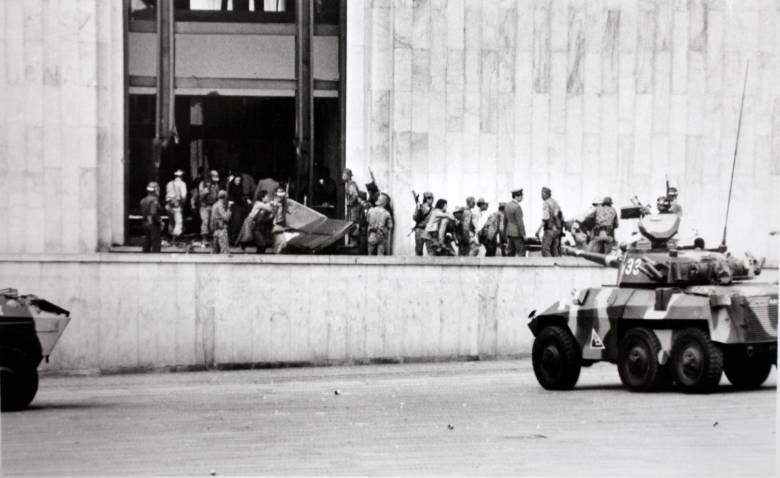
left=723, top=349, right=773, bottom=389
left=617, top=328, right=668, bottom=392
left=532, top=326, right=581, bottom=390
left=669, top=328, right=723, bottom=394
left=0, top=347, right=39, bottom=411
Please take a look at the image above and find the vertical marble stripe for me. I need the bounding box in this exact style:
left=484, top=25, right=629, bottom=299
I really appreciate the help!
left=533, top=7, right=551, bottom=93
left=601, top=9, right=620, bottom=94
left=566, top=4, right=584, bottom=95
left=635, top=7, right=655, bottom=94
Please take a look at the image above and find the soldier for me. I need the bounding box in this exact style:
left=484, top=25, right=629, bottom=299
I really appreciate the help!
left=479, top=202, right=506, bottom=257
left=194, top=170, right=220, bottom=244
left=536, top=186, right=563, bottom=257
left=342, top=168, right=362, bottom=247
left=140, top=181, right=162, bottom=253
left=210, top=190, right=232, bottom=254
left=668, top=187, right=682, bottom=215
left=422, top=199, right=456, bottom=256
left=656, top=195, right=672, bottom=214
left=461, top=197, right=480, bottom=256
left=504, top=188, right=526, bottom=257
left=366, top=195, right=394, bottom=255
left=164, top=169, right=187, bottom=246
left=588, top=196, right=619, bottom=254
left=412, top=192, right=434, bottom=256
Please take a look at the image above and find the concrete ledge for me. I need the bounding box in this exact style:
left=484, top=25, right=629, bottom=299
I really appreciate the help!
left=0, top=252, right=611, bottom=268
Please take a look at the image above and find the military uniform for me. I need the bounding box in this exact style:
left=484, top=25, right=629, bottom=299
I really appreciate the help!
left=460, top=208, right=480, bottom=256
left=366, top=204, right=393, bottom=255
left=588, top=202, right=618, bottom=254
left=541, top=196, right=562, bottom=257
left=412, top=199, right=433, bottom=256
left=479, top=209, right=505, bottom=257
left=140, top=186, right=162, bottom=253
left=210, top=199, right=232, bottom=254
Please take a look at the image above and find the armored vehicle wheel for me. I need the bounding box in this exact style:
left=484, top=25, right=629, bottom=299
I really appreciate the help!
left=532, top=326, right=581, bottom=390
left=0, top=347, right=39, bottom=411
left=723, top=349, right=773, bottom=389
left=670, top=328, right=723, bottom=394
left=617, top=328, right=668, bottom=392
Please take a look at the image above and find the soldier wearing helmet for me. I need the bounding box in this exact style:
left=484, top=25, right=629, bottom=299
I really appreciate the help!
left=366, top=195, right=394, bottom=256
left=667, top=186, right=682, bottom=215
left=587, top=195, right=619, bottom=254
left=140, top=181, right=162, bottom=253
left=656, top=195, right=672, bottom=214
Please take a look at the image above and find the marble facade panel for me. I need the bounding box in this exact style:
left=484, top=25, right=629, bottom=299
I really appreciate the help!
left=650, top=134, right=670, bottom=181
left=480, top=50, right=498, bottom=134
left=633, top=95, right=653, bottom=175
left=550, top=0, right=568, bottom=53
left=394, top=1, right=413, bottom=49
left=687, top=52, right=705, bottom=135
left=688, top=0, right=706, bottom=52
left=533, top=8, right=551, bottom=93
left=706, top=10, right=725, bottom=95
left=481, top=0, right=499, bottom=51
left=514, top=51, right=533, bottom=134
left=566, top=2, right=585, bottom=95
left=601, top=9, right=619, bottom=94
left=531, top=94, right=550, bottom=174
left=773, top=99, right=780, bottom=176
left=550, top=52, right=567, bottom=134
left=672, top=10, right=688, bottom=94
left=429, top=6, right=447, bottom=91
left=446, top=0, right=464, bottom=50
left=653, top=51, right=671, bottom=134
left=565, top=95, right=583, bottom=174
left=618, top=0, right=637, bottom=54
left=412, top=0, right=431, bottom=49
left=618, top=53, right=636, bottom=135
left=636, top=8, right=655, bottom=95
left=479, top=133, right=498, bottom=203
left=585, top=0, right=605, bottom=54
left=583, top=54, right=601, bottom=135
left=516, top=0, right=534, bottom=52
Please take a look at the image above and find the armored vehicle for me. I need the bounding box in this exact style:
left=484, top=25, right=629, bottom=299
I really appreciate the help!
left=1, top=289, right=71, bottom=410
left=527, top=214, right=777, bottom=393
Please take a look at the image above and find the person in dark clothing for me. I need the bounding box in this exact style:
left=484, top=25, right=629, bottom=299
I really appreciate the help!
left=227, top=174, right=250, bottom=245
left=140, top=181, right=162, bottom=253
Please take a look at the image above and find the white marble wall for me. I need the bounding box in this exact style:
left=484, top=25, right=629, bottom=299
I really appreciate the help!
left=347, top=0, right=780, bottom=258
left=0, top=0, right=125, bottom=254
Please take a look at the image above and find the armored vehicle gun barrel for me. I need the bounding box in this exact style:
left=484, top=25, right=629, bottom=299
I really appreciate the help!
left=562, top=245, right=621, bottom=268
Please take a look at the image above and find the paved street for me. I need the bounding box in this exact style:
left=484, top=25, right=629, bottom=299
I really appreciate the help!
left=1, top=360, right=776, bottom=477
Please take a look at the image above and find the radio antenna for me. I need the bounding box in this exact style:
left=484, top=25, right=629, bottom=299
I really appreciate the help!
left=721, top=62, right=749, bottom=249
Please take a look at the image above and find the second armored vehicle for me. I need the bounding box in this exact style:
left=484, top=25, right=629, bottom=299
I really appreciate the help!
left=1, top=289, right=71, bottom=411
left=527, top=214, right=777, bottom=393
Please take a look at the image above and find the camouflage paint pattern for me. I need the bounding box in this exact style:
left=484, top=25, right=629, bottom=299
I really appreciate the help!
left=529, top=282, right=778, bottom=363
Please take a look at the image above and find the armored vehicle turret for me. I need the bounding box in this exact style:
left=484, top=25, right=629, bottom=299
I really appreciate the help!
left=527, top=214, right=777, bottom=393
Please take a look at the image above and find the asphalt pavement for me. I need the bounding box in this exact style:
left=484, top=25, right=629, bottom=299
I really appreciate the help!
left=1, top=360, right=776, bottom=477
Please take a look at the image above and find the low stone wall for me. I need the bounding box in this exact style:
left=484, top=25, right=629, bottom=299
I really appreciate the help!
left=0, top=254, right=652, bottom=373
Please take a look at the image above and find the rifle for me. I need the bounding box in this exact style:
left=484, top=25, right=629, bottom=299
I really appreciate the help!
left=665, top=175, right=670, bottom=198
left=408, top=190, right=421, bottom=236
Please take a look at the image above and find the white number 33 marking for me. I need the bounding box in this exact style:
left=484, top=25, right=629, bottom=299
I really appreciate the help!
left=623, top=258, right=642, bottom=276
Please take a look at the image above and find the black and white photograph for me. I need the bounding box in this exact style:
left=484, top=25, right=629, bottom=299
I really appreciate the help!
left=0, top=0, right=777, bottom=476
